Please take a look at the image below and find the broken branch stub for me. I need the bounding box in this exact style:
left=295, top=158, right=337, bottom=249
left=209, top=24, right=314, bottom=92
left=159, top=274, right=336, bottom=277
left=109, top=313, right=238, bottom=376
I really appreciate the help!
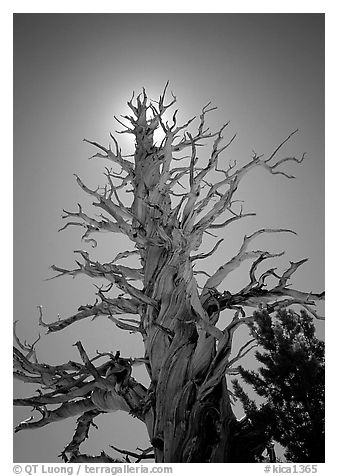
left=14, top=84, right=324, bottom=463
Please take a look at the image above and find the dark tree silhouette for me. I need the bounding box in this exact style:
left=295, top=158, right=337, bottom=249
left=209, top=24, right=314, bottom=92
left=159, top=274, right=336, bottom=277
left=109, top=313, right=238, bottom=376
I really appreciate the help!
left=233, top=308, right=324, bottom=462
left=13, top=84, right=324, bottom=462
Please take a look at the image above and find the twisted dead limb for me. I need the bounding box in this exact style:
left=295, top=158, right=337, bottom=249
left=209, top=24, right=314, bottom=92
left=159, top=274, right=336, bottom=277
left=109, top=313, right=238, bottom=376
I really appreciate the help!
left=110, top=444, right=154, bottom=462
left=14, top=83, right=324, bottom=462
left=14, top=341, right=148, bottom=436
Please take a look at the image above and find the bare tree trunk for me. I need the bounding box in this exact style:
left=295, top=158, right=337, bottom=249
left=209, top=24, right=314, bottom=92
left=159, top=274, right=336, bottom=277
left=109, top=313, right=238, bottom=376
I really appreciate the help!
left=140, top=250, right=261, bottom=462
left=13, top=84, right=324, bottom=463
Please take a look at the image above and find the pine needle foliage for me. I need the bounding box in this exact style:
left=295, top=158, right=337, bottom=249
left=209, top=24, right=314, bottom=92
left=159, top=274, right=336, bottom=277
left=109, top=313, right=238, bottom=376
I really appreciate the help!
left=233, top=309, right=324, bottom=462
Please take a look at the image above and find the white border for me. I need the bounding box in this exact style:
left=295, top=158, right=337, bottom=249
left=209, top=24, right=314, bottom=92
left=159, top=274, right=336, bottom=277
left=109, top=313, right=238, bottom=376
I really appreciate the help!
left=3, top=3, right=335, bottom=472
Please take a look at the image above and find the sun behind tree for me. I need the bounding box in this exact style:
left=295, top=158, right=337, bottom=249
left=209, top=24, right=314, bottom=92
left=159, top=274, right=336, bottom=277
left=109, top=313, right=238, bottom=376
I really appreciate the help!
left=14, top=84, right=324, bottom=463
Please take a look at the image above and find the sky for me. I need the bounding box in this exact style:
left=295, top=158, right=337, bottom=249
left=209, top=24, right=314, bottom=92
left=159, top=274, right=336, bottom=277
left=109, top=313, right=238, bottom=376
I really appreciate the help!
left=13, top=13, right=324, bottom=462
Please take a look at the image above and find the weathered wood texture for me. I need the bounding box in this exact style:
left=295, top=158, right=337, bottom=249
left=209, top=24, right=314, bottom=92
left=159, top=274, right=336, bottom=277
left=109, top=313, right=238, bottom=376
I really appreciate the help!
left=14, top=85, right=324, bottom=462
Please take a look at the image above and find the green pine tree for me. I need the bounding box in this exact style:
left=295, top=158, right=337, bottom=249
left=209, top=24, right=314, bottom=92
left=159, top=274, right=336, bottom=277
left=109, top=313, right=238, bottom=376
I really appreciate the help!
left=14, top=86, right=325, bottom=462
left=233, top=308, right=324, bottom=462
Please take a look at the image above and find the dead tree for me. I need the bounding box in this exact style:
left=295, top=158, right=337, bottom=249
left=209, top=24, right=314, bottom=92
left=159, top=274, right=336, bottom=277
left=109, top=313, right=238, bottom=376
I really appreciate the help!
left=14, top=84, right=324, bottom=462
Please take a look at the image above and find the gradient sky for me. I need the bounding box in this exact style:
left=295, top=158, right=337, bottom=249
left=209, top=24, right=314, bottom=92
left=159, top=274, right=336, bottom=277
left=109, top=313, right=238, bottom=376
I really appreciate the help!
left=13, top=13, right=324, bottom=462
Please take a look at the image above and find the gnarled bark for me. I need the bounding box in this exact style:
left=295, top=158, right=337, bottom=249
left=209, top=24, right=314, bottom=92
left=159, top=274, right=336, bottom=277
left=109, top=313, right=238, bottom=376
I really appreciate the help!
left=14, top=83, right=324, bottom=462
